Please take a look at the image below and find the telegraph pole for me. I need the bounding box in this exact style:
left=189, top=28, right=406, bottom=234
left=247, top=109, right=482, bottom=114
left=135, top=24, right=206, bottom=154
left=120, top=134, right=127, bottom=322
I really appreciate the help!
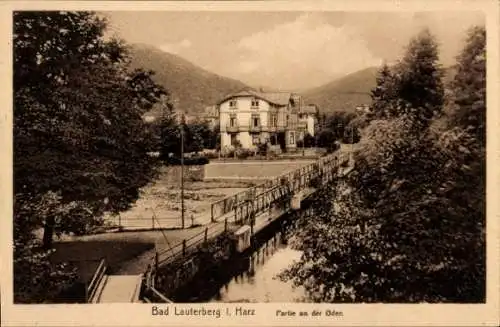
left=350, top=125, right=354, bottom=162
left=180, top=113, right=185, bottom=229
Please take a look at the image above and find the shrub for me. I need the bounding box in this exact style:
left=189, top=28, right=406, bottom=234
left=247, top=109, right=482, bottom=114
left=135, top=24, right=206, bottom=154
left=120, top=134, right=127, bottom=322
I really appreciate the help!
left=304, top=133, right=316, bottom=147
left=236, top=149, right=254, bottom=159
left=165, top=156, right=209, bottom=166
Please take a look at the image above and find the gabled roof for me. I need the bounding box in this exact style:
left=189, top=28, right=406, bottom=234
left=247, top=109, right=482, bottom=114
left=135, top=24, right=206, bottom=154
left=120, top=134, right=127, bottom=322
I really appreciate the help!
left=300, top=104, right=319, bottom=115
left=217, top=89, right=292, bottom=106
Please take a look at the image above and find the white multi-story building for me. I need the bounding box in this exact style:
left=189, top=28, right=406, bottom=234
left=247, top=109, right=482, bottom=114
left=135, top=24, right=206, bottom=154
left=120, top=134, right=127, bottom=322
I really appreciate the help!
left=216, top=89, right=316, bottom=152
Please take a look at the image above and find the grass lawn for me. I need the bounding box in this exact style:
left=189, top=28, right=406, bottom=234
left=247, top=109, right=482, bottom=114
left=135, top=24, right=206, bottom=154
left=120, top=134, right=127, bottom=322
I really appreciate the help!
left=204, top=160, right=314, bottom=179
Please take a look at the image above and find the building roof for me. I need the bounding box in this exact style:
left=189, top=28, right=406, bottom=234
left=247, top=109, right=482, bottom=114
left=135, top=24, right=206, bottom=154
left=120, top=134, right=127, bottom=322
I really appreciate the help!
left=203, top=105, right=219, bottom=117
left=300, top=104, right=319, bottom=115
left=217, top=89, right=292, bottom=106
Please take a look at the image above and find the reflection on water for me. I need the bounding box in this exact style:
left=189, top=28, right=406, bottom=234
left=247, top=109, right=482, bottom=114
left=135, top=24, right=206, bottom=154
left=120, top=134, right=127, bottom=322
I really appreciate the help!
left=172, top=230, right=308, bottom=303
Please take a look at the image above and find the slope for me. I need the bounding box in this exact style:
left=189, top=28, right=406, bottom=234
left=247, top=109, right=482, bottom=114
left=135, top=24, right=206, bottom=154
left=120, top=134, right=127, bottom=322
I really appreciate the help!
left=302, top=66, right=457, bottom=114
left=301, top=67, right=379, bottom=114
left=127, top=43, right=250, bottom=117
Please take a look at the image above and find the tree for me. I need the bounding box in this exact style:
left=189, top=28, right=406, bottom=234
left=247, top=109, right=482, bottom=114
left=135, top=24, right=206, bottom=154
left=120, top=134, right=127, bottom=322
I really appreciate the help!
left=446, top=26, right=486, bottom=146
left=370, top=63, right=397, bottom=120
left=159, top=119, right=214, bottom=158
left=282, top=117, right=485, bottom=302
left=303, top=133, right=315, bottom=148
left=369, top=29, right=444, bottom=128
left=392, top=29, right=445, bottom=127
left=280, top=28, right=485, bottom=303
left=14, top=11, right=167, bottom=302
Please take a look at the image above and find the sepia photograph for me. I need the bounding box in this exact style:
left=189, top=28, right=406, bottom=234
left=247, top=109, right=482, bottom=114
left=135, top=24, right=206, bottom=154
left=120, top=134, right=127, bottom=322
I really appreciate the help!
left=2, top=0, right=499, bottom=326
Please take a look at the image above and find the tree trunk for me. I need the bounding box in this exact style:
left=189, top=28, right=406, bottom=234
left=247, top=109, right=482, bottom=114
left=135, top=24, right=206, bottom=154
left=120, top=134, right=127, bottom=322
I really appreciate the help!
left=42, top=216, right=55, bottom=249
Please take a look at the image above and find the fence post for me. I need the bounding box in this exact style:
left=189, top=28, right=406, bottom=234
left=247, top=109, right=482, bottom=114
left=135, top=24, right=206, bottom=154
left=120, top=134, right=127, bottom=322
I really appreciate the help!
left=204, top=227, right=208, bottom=243
left=182, top=240, right=186, bottom=256
left=118, top=214, right=122, bottom=231
left=224, top=218, right=228, bottom=232
left=211, top=204, right=214, bottom=222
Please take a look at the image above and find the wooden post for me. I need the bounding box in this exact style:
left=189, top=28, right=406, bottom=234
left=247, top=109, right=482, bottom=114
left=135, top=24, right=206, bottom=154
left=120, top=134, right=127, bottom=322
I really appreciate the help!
left=182, top=240, right=186, bottom=256
left=204, top=227, right=208, bottom=243
left=224, top=218, right=228, bottom=232
left=211, top=204, right=214, bottom=222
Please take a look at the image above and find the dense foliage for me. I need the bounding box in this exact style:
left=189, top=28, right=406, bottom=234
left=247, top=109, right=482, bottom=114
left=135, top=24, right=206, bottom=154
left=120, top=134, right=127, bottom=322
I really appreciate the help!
left=280, top=27, right=485, bottom=303
left=14, top=11, right=167, bottom=302
left=315, top=111, right=361, bottom=149
left=159, top=117, right=218, bottom=158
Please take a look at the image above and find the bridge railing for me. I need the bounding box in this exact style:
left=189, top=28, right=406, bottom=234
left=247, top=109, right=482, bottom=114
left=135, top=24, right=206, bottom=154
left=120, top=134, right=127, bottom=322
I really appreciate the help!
left=147, top=151, right=350, bottom=273
left=86, top=258, right=107, bottom=303
left=209, top=152, right=348, bottom=222
left=229, top=152, right=350, bottom=226
left=154, top=217, right=230, bottom=267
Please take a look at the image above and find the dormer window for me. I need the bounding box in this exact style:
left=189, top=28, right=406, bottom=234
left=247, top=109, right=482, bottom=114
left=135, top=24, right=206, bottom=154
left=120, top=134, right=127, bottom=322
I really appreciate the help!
left=229, top=100, right=237, bottom=108
left=251, top=99, right=259, bottom=108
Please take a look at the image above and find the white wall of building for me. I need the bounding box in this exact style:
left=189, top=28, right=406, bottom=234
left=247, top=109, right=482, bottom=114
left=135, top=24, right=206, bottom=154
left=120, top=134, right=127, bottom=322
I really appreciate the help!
left=221, top=132, right=231, bottom=149
left=307, top=115, right=316, bottom=136
left=219, top=96, right=282, bottom=150
left=237, top=132, right=253, bottom=148
left=219, top=97, right=271, bottom=129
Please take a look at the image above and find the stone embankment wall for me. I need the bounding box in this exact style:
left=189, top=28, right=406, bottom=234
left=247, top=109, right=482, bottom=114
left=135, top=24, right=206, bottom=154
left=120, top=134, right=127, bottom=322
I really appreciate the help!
left=160, top=165, right=205, bottom=184
left=154, top=233, right=234, bottom=298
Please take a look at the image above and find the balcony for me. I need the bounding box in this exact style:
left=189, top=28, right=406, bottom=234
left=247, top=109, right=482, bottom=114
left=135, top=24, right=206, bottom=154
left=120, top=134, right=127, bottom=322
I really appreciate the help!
left=261, top=125, right=277, bottom=132
left=225, top=123, right=239, bottom=133
left=249, top=124, right=261, bottom=132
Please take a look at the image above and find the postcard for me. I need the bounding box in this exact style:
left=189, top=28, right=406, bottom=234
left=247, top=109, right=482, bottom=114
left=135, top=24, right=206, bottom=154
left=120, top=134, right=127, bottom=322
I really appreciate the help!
left=1, top=0, right=499, bottom=326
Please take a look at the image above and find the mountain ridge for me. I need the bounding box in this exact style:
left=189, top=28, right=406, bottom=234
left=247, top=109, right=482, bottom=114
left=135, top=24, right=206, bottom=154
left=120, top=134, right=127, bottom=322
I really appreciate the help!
left=127, top=43, right=251, bottom=117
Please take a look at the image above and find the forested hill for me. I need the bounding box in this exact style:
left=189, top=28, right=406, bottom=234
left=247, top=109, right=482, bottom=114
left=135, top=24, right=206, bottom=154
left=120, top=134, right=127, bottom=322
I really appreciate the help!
left=127, top=43, right=250, bottom=117
left=301, top=67, right=379, bottom=114
left=302, top=66, right=456, bottom=114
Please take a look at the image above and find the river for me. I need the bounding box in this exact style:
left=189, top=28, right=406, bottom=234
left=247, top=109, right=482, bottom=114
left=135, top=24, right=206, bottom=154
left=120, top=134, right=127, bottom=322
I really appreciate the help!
left=171, top=229, right=309, bottom=303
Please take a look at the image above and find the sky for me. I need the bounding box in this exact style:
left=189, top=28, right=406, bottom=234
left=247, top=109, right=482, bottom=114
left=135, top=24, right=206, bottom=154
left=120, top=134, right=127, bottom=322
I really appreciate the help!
left=104, top=11, right=485, bottom=90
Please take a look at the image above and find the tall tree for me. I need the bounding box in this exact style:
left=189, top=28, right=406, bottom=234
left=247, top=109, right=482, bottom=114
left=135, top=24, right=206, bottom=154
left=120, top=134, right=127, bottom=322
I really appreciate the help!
left=392, top=29, right=445, bottom=127
left=447, top=26, right=486, bottom=145
left=369, top=63, right=397, bottom=120
left=14, top=11, right=167, bottom=302
left=280, top=27, right=485, bottom=303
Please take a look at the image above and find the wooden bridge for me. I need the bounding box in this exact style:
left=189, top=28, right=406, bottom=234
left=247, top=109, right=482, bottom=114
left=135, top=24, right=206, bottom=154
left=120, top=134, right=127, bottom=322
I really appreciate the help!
left=139, top=151, right=352, bottom=302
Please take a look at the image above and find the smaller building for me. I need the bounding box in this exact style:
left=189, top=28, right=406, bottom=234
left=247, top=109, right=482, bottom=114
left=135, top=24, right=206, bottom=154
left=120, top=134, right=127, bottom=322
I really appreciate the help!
left=202, top=105, right=219, bottom=130
left=297, top=104, right=319, bottom=140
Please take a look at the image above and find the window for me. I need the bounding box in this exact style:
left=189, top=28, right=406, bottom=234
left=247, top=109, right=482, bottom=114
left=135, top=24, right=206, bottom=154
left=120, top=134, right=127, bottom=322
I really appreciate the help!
left=271, top=114, right=278, bottom=127
left=252, top=135, right=260, bottom=145
left=229, top=116, right=237, bottom=127
left=251, top=99, right=259, bottom=108
left=229, top=100, right=237, bottom=108
left=252, top=116, right=260, bottom=127
left=289, top=132, right=295, bottom=145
